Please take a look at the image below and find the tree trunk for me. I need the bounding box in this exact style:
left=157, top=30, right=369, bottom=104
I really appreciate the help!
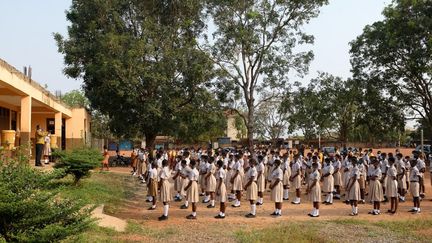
left=145, top=133, right=157, bottom=151
left=247, top=102, right=254, bottom=149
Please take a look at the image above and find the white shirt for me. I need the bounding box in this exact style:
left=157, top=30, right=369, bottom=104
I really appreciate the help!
left=188, top=168, right=199, bottom=181
left=246, top=166, right=257, bottom=182
left=410, top=166, right=420, bottom=182
left=217, top=168, right=226, bottom=181
left=270, top=167, right=283, bottom=181
left=159, top=167, right=171, bottom=180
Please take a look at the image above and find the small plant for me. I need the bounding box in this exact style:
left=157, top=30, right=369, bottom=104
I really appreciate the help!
left=0, top=146, right=93, bottom=242
left=53, top=147, right=103, bottom=184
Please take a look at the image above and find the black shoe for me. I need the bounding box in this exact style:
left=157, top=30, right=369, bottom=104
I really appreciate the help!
left=310, top=214, right=319, bottom=218
left=231, top=204, right=240, bottom=208
left=256, top=202, right=263, bottom=206
left=215, top=215, right=225, bottom=219
left=291, top=201, right=300, bottom=205
left=245, top=213, right=256, bottom=218
left=270, top=212, right=278, bottom=216
left=324, top=202, right=333, bottom=205
left=207, top=204, right=215, bottom=208
left=202, top=200, right=210, bottom=203
left=180, top=205, right=188, bottom=209
left=408, top=208, right=416, bottom=212
left=174, top=198, right=182, bottom=202
left=186, top=214, right=197, bottom=220
left=283, top=198, right=289, bottom=201
left=158, top=215, right=168, bottom=221
left=148, top=207, right=156, bottom=210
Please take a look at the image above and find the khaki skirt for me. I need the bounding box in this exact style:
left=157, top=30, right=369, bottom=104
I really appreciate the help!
left=200, top=174, right=206, bottom=189
left=174, top=176, right=182, bottom=192
left=323, top=175, right=334, bottom=193
left=206, top=175, right=217, bottom=192
left=181, top=178, right=189, bottom=197
left=232, top=173, right=243, bottom=191
left=257, top=174, right=266, bottom=192
left=218, top=181, right=227, bottom=203
left=160, top=179, right=171, bottom=202
left=283, top=171, right=291, bottom=186
left=187, top=181, right=200, bottom=203
left=369, top=180, right=383, bottom=202
left=271, top=181, right=283, bottom=202
left=398, top=175, right=407, bottom=190
left=334, top=171, right=342, bottom=186
left=292, top=175, right=302, bottom=189
left=246, top=182, right=258, bottom=201
left=386, top=178, right=398, bottom=198
left=149, top=179, right=158, bottom=197
left=309, top=184, right=321, bottom=202
left=410, top=182, right=420, bottom=197
left=343, top=172, right=351, bottom=188
left=359, top=176, right=366, bottom=189
left=226, top=170, right=232, bottom=190
left=348, top=180, right=361, bottom=201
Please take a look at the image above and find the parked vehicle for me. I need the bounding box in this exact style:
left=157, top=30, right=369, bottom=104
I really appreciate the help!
left=109, top=155, right=131, bottom=167
left=322, top=147, right=336, bottom=157
left=412, top=145, right=432, bottom=162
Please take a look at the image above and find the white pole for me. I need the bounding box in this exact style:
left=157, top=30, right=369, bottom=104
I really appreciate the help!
left=318, top=133, right=321, bottom=149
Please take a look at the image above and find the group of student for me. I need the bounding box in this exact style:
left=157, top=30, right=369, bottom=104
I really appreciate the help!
left=129, top=147, right=429, bottom=221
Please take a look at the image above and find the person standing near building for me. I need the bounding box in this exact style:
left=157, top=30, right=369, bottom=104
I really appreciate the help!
left=35, top=125, right=47, bottom=166
left=43, top=133, right=51, bottom=164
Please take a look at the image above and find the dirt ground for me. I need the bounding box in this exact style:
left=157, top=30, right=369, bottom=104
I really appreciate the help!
left=104, top=167, right=432, bottom=242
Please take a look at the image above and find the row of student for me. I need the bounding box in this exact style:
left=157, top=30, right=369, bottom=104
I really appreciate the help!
left=143, top=150, right=425, bottom=220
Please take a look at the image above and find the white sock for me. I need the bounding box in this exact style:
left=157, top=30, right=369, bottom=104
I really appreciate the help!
left=311, top=208, right=316, bottom=215
left=251, top=204, right=256, bottom=215
left=185, top=201, right=189, bottom=207
left=163, top=205, right=169, bottom=216
left=192, top=211, right=196, bottom=217
left=205, top=195, right=209, bottom=201
left=278, top=209, right=282, bottom=215
left=211, top=200, right=215, bottom=206
left=176, top=193, right=180, bottom=198
left=260, top=197, right=263, bottom=204
left=354, top=207, right=358, bottom=214
left=314, top=209, right=319, bottom=216
left=297, top=197, right=301, bottom=203
left=351, top=205, right=355, bottom=213
left=329, top=193, right=333, bottom=204
left=151, top=204, right=156, bottom=209
left=284, top=189, right=289, bottom=199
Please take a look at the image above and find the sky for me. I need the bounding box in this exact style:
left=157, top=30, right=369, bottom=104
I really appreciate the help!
left=0, top=0, right=392, bottom=94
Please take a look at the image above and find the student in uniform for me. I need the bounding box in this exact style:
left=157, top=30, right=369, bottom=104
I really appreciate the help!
left=215, top=160, right=227, bottom=219
left=282, top=153, right=291, bottom=201
left=307, top=162, right=321, bottom=217
left=380, top=153, right=389, bottom=202
left=322, top=158, right=334, bottom=205
left=200, top=155, right=209, bottom=201
left=185, top=159, right=199, bottom=219
left=408, top=159, right=421, bottom=214
left=226, top=154, right=236, bottom=201
left=269, top=159, right=284, bottom=216
left=357, top=158, right=368, bottom=204
left=158, top=159, right=171, bottom=221
left=205, top=157, right=217, bottom=208
left=290, top=154, right=302, bottom=204
left=180, top=160, right=191, bottom=209
left=395, top=153, right=407, bottom=202
left=346, top=158, right=360, bottom=216
left=101, top=145, right=110, bottom=171
left=147, top=161, right=158, bottom=210
left=333, top=154, right=342, bottom=199
left=131, top=149, right=138, bottom=176
left=342, top=154, right=353, bottom=204
left=384, top=157, right=398, bottom=214
left=244, top=159, right=258, bottom=218
left=368, top=158, right=383, bottom=215
left=416, top=153, right=426, bottom=199
left=256, top=155, right=266, bottom=206
left=404, top=155, right=411, bottom=191
left=173, top=156, right=183, bottom=202
left=230, top=154, right=244, bottom=207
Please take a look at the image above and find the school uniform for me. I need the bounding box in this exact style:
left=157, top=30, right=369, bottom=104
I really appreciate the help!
left=358, top=162, right=367, bottom=190
left=159, top=167, right=172, bottom=202
left=348, top=167, right=361, bottom=201
left=148, top=168, right=158, bottom=197
left=380, top=159, right=389, bottom=189
left=396, top=159, right=407, bottom=191
left=226, top=159, right=234, bottom=191
left=333, top=159, right=342, bottom=186
left=270, top=167, right=284, bottom=203
left=187, top=168, right=200, bottom=203
left=342, top=159, right=353, bottom=190
left=232, top=160, right=243, bottom=191
left=216, top=168, right=227, bottom=203
left=206, top=163, right=217, bottom=192
left=199, top=162, right=207, bottom=190
left=282, top=159, right=291, bottom=187
left=368, top=166, right=383, bottom=202
left=386, top=164, right=398, bottom=198
left=245, top=166, right=258, bottom=201
left=180, top=166, right=190, bottom=197
left=256, top=162, right=266, bottom=192
left=174, top=162, right=182, bottom=192
left=291, top=160, right=302, bottom=189
left=309, top=170, right=321, bottom=202
left=322, top=163, right=334, bottom=193
left=410, top=167, right=420, bottom=198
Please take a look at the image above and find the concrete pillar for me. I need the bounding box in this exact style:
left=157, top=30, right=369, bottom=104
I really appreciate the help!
left=20, top=96, right=32, bottom=147
left=55, top=112, right=62, bottom=149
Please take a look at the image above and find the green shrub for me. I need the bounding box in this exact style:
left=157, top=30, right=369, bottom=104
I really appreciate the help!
left=0, top=148, right=93, bottom=242
left=53, top=147, right=103, bottom=184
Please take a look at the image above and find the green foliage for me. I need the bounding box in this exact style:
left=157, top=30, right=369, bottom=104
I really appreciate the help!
left=54, top=147, right=103, bottom=184
left=0, top=149, right=92, bottom=242
left=60, top=89, right=90, bottom=108
left=350, top=0, right=432, bottom=134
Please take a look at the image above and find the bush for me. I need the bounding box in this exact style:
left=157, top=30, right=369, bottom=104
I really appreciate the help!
left=53, top=147, right=103, bottom=184
left=0, top=148, right=93, bottom=242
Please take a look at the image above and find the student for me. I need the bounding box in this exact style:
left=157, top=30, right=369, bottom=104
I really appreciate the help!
left=322, top=158, right=334, bottom=205
left=199, top=155, right=209, bottom=201
left=395, top=153, right=407, bottom=202
left=173, top=156, right=183, bottom=202
left=147, top=161, right=158, bottom=210
left=185, top=159, right=199, bottom=219
left=230, top=154, right=244, bottom=207
left=307, top=162, right=321, bottom=217
left=244, top=159, right=258, bottom=218
left=180, top=160, right=191, bottom=209
left=368, top=158, right=383, bottom=215
left=333, top=154, right=342, bottom=199
left=215, top=160, right=227, bottom=219
left=158, top=159, right=171, bottom=221
left=269, top=159, right=283, bottom=216
left=101, top=145, right=110, bottom=171
left=282, top=153, right=291, bottom=201
left=342, top=154, right=353, bottom=204
left=408, top=159, right=421, bottom=213
left=226, top=154, right=236, bottom=201
left=416, top=153, right=426, bottom=199
left=205, top=157, right=217, bottom=208
left=256, top=155, right=266, bottom=205
left=404, top=155, right=411, bottom=191
left=347, top=158, right=360, bottom=216
left=385, top=157, right=398, bottom=214
left=290, top=154, right=302, bottom=205
left=380, top=153, right=389, bottom=202
left=131, top=148, right=138, bottom=176
left=357, top=158, right=368, bottom=204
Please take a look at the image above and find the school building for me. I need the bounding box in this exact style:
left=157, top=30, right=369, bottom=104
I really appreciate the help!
left=0, top=58, right=91, bottom=152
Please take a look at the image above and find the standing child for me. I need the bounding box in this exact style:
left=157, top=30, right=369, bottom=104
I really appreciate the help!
left=322, top=158, right=334, bottom=205
left=215, top=160, right=227, bottom=218
left=180, top=160, right=191, bottom=209
left=395, top=153, right=407, bottom=202
left=368, top=158, right=383, bottom=215
left=147, top=162, right=158, bottom=210
left=244, top=159, right=258, bottom=218
left=347, top=158, right=360, bottom=216
left=256, top=155, right=266, bottom=206
left=385, top=157, right=398, bottom=214
left=185, top=159, right=199, bottom=219
left=342, top=154, right=353, bottom=204
left=101, top=145, right=110, bottom=171
left=333, top=154, right=342, bottom=200
left=282, top=153, right=291, bottom=201
left=231, top=154, right=244, bottom=208
left=269, top=159, right=284, bottom=216
left=307, top=162, right=321, bottom=217
left=205, top=157, right=217, bottom=208
left=158, top=160, right=171, bottom=221
left=290, top=154, right=302, bottom=205
left=358, top=158, right=368, bottom=204
left=173, top=156, right=183, bottom=202
left=408, top=159, right=421, bottom=213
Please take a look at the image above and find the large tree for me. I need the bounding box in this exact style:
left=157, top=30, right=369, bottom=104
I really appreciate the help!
left=206, top=0, right=328, bottom=148
left=55, top=0, right=224, bottom=147
left=350, top=0, right=432, bottom=132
